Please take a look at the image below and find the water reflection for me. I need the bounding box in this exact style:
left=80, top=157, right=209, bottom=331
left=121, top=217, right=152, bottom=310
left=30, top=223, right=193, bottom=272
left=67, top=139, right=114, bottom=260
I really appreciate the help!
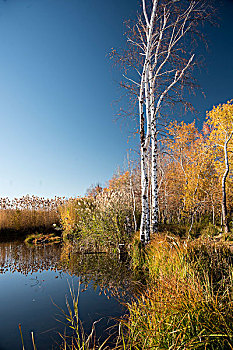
left=0, top=241, right=62, bottom=275
left=60, top=243, right=135, bottom=298
left=0, top=241, right=135, bottom=350
left=0, top=242, right=136, bottom=296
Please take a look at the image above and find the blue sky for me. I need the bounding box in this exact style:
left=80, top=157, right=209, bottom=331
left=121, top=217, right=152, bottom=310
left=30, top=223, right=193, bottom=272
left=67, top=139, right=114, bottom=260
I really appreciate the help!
left=0, top=0, right=232, bottom=198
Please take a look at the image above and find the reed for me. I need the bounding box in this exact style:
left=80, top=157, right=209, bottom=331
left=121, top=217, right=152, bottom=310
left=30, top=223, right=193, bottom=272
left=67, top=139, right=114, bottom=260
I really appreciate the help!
left=0, top=195, right=66, bottom=237
left=16, top=233, right=233, bottom=349
left=18, top=324, right=37, bottom=350
left=18, top=284, right=110, bottom=350
left=57, top=282, right=110, bottom=350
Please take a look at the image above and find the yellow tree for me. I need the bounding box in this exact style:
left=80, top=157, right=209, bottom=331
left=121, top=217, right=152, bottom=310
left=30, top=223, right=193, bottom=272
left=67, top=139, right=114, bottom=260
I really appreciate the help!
left=158, top=155, right=185, bottom=224
left=207, top=100, right=233, bottom=234
left=164, top=121, right=214, bottom=231
left=165, top=121, right=200, bottom=215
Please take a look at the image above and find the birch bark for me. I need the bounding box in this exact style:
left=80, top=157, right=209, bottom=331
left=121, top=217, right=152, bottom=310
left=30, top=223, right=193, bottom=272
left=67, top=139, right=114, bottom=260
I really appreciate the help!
left=139, top=0, right=159, bottom=244
left=222, top=134, right=232, bottom=234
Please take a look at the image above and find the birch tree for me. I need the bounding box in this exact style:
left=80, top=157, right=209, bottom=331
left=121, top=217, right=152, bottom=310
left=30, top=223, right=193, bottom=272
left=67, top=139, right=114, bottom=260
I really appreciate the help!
left=111, top=0, right=214, bottom=244
left=207, top=100, right=233, bottom=235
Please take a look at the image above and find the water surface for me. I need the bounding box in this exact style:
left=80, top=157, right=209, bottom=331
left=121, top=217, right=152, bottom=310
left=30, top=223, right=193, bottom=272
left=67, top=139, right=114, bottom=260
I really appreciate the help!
left=0, top=241, right=132, bottom=349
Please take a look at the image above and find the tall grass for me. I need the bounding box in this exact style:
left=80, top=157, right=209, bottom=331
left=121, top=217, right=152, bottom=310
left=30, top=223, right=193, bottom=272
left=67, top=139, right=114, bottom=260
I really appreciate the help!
left=119, top=235, right=233, bottom=349
left=14, top=231, right=233, bottom=349
left=0, top=195, right=66, bottom=237
left=18, top=324, right=37, bottom=350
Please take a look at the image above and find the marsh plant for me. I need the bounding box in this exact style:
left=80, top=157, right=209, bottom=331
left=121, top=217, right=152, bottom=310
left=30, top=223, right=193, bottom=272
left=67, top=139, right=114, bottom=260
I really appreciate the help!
left=60, top=187, right=138, bottom=251
left=56, top=282, right=111, bottom=350
left=118, top=236, right=233, bottom=350
left=0, top=195, right=66, bottom=236
left=57, top=236, right=233, bottom=349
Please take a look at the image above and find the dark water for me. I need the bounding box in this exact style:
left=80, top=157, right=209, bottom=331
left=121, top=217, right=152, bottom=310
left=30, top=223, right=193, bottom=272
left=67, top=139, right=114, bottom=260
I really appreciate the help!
left=0, top=241, right=133, bottom=350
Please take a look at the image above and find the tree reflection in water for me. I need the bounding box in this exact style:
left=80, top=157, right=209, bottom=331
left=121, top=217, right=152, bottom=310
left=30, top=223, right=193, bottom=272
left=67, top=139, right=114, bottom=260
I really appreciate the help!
left=0, top=241, right=137, bottom=298
left=0, top=241, right=140, bottom=350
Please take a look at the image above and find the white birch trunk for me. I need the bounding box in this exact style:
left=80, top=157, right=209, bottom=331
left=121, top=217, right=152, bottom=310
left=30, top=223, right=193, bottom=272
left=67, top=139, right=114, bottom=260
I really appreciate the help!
left=139, top=69, right=150, bottom=243
left=140, top=147, right=150, bottom=243
left=151, top=120, right=159, bottom=233
left=149, top=62, right=159, bottom=234
left=139, top=0, right=159, bottom=244
left=222, top=134, right=232, bottom=234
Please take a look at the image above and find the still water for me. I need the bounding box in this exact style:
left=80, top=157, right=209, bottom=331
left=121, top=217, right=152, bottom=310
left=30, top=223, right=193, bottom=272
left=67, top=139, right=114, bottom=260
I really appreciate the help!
left=0, top=241, right=133, bottom=350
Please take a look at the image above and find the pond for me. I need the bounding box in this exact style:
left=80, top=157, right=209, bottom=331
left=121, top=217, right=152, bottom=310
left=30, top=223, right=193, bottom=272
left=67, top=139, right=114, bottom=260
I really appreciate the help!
left=0, top=241, right=134, bottom=350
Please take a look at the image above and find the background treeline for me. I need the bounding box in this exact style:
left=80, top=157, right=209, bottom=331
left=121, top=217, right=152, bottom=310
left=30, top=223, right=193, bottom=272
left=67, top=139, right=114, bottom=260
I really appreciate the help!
left=158, top=108, right=233, bottom=236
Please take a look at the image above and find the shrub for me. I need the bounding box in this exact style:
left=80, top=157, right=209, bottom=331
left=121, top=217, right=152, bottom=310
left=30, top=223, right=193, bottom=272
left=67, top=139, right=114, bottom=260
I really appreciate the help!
left=59, top=189, right=136, bottom=251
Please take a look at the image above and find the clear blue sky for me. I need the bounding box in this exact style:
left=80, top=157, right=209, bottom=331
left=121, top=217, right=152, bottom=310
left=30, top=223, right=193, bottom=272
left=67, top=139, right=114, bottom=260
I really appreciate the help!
left=0, top=0, right=232, bottom=198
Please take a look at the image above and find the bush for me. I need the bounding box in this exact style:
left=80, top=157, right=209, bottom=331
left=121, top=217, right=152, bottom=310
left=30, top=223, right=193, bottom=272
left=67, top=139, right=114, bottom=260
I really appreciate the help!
left=59, top=189, right=136, bottom=251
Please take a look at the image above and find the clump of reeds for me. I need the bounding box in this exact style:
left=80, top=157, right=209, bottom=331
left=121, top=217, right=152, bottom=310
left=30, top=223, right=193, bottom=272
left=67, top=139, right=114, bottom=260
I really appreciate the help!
left=24, top=232, right=61, bottom=245
left=186, top=238, right=233, bottom=295
left=0, top=195, right=66, bottom=236
left=18, top=283, right=110, bottom=350
left=118, top=235, right=233, bottom=349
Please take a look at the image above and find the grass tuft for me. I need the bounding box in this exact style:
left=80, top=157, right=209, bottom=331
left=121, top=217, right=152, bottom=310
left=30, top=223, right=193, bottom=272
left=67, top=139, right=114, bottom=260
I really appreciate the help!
left=118, top=235, right=233, bottom=349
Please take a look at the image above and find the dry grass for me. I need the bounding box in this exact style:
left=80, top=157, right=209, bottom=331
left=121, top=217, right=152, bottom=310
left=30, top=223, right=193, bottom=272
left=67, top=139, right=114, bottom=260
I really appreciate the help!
left=0, top=195, right=66, bottom=236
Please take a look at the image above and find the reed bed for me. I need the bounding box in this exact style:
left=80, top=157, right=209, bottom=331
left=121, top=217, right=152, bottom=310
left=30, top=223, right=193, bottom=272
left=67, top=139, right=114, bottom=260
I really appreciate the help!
left=59, top=191, right=135, bottom=252
left=0, top=195, right=66, bottom=236
left=14, top=234, right=233, bottom=349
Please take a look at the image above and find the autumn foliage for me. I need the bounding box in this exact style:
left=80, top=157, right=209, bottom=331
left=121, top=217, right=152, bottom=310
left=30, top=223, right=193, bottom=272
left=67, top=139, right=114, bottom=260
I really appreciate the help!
left=59, top=171, right=141, bottom=251
left=1, top=102, right=232, bottom=242
left=59, top=101, right=233, bottom=244
left=157, top=101, right=233, bottom=236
